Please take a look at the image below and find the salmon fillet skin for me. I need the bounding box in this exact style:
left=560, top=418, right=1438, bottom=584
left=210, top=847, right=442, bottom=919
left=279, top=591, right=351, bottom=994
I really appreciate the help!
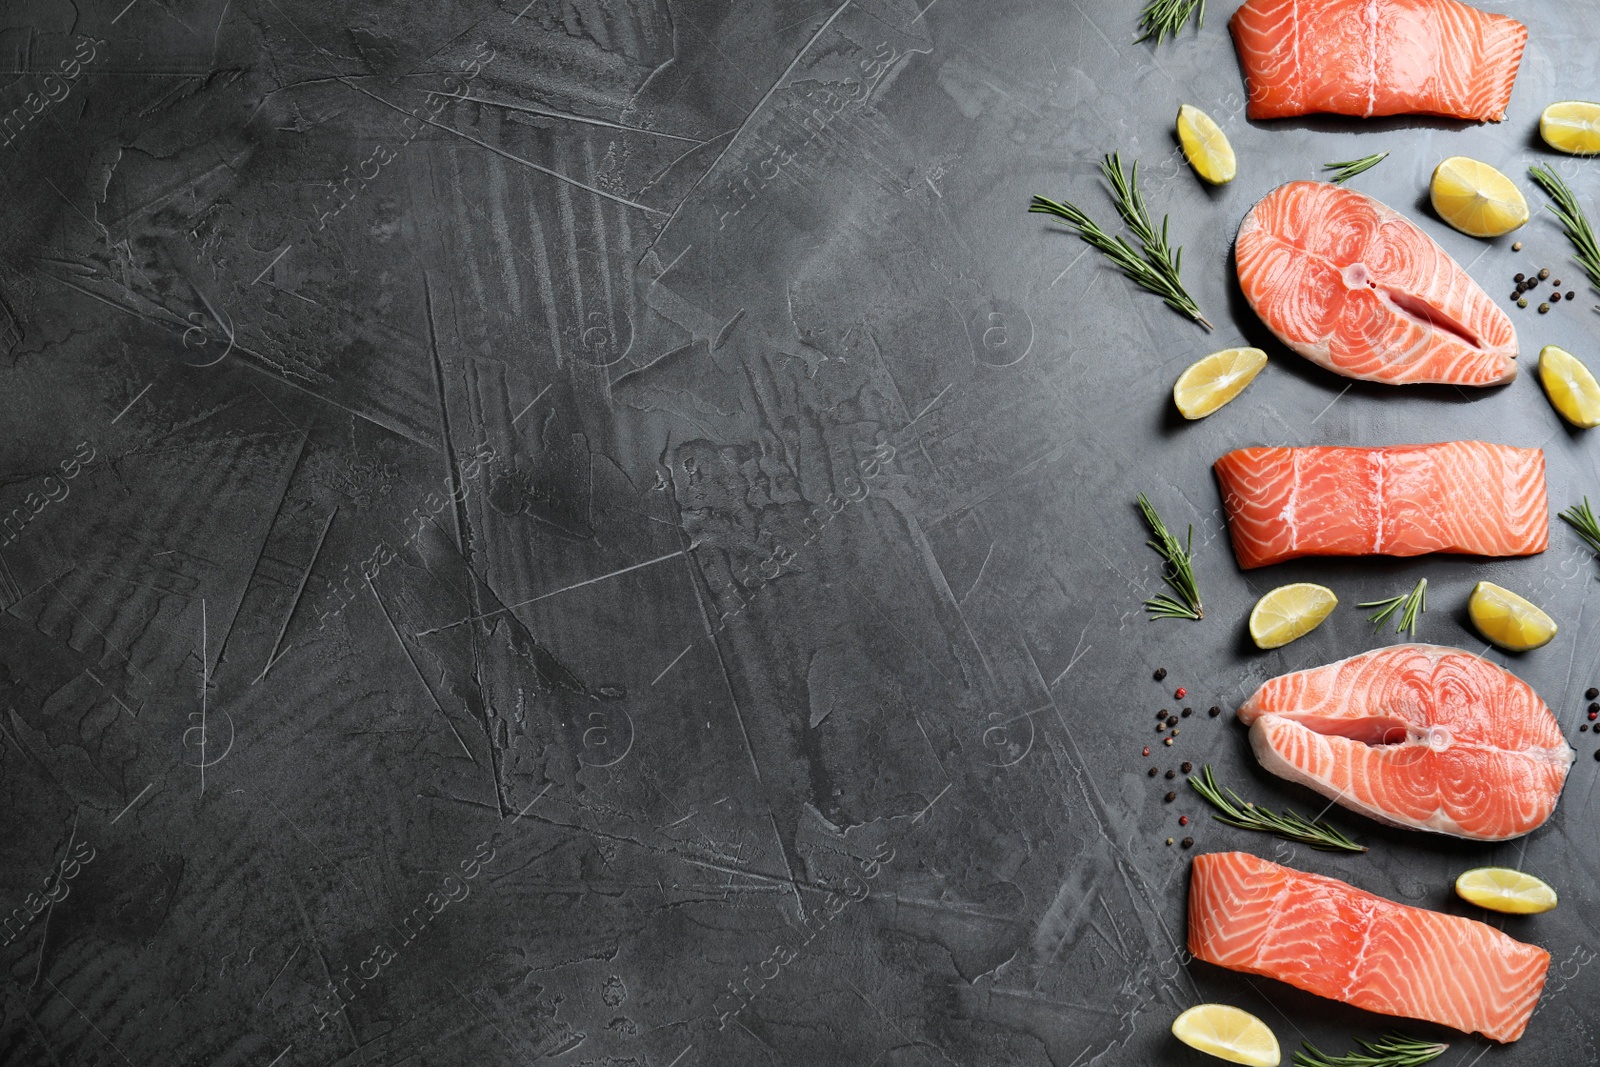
left=1236, top=182, right=1518, bottom=387
left=1189, top=852, right=1550, bottom=1042
left=1214, top=442, right=1547, bottom=569
left=1230, top=0, right=1528, bottom=122
left=1238, top=645, right=1574, bottom=840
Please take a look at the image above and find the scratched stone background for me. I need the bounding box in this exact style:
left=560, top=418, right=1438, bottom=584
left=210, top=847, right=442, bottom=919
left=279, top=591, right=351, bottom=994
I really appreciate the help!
left=1, top=1, right=1598, bottom=1065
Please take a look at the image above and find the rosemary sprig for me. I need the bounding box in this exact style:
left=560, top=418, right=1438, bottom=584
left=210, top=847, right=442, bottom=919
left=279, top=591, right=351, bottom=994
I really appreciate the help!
left=1529, top=164, right=1600, bottom=297
left=1559, top=497, right=1600, bottom=556
left=1358, top=578, right=1427, bottom=635
left=1137, top=493, right=1203, bottom=620
left=1190, top=766, right=1367, bottom=853
left=1324, top=151, right=1389, bottom=184
left=1293, top=1033, right=1449, bottom=1067
left=1136, top=0, right=1205, bottom=44
left=1030, top=154, right=1212, bottom=329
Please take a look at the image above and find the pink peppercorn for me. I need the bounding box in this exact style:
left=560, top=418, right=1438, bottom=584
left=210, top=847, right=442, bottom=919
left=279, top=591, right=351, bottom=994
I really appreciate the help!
left=1174, top=688, right=1186, bottom=699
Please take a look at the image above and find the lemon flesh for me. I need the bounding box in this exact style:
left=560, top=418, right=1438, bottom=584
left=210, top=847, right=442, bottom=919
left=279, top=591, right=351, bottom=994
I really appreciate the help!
left=1456, top=867, right=1558, bottom=914
left=1177, top=105, right=1237, bottom=186
left=1468, top=581, right=1557, bottom=651
left=1430, top=157, right=1529, bottom=238
left=1540, top=101, right=1600, bottom=156
left=1172, top=1004, right=1281, bottom=1067
left=1538, top=345, right=1600, bottom=428
left=1174, top=347, right=1268, bottom=419
left=1249, top=583, right=1337, bottom=650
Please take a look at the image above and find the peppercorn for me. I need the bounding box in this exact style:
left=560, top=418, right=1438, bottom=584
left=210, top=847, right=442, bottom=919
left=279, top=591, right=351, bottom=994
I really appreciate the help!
left=1143, top=746, right=1150, bottom=756
left=1149, top=766, right=1159, bottom=776
left=1553, top=280, right=1562, bottom=288
left=1179, top=815, right=1189, bottom=826
left=1518, top=298, right=1528, bottom=308
left=1181, top=837, right=1194, bottom=849
left=1164, top=737, right=1174, bottom=746
left=1164, top=791, right=1177, bottom=802
left=1171, top=728, right=1180, bottom=736
left=1509, top=292, right=1521, bottom=302
left=1166, top=837, right=1175, bottom=845
left=1156, top=722, right=1167, bottom=732
left=1551, top=292, right=1562, bottom=303
left=1515, top=272, right=1525, bottom=282
left=1513, top=241, right=1523, bottom=251
left=1568, top=292, right=1576, bottom=301
left=1175, top=687, right=1186, bottom=699
left=1166, top=769, right=1176, bottom=779
left=1181, top=707, right=1193, bottom=718
left=1157, top=708, right=1169, bottom=719
left=1153, top=667, right=1167, bottom=681
left=1583, top=724, right=1590, bottom=732
left=1540, top=268, right=1551, bottom=280
left=1586, top=688, right=1597, bottom=700
left=1594, top=750, right=1599, bottom=761
left=1587, top=702, right=1596, bottom=714
left=1540, top=303, right=1551, bottom=314
left=1208, top=706, right=1221, bottom=717
left=1181, top=761, right=1193, bottom=773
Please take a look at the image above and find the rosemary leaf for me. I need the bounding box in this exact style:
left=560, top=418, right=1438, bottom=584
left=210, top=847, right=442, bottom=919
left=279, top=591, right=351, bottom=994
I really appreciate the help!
left=1137, top=493, right=1203, bottom=620
left=1324, top=151, right=1389, bottom=184
left=1190, top=766, right=1367, bottom=853
left=1559, top=497, right=1600, bottom=556
left=1030, top=154, right=1212, bottom=329
left=1358, top=578, right=1427, bottom=636
left=1293, top=1033, right=1449, bottom=1067
left=1529, top=164, right=1600, bottom=297
left=1136, top=0, right=1205, bottom=44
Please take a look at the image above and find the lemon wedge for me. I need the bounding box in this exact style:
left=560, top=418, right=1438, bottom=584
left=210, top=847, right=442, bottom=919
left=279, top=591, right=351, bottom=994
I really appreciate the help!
left=1429, top=157, right=1529, bottom=238
left=1177, top=105, right=1237, bottom=186
left=1249, top=583, right=1338, bottom=650
left=1172, top=1004, right=1280, bottom=1067
left=1456, top=867, right=1558, bottom=914
left=1540, top=101, right=1600, bottom=156
left=1468, top=581, right=1557, bottom=651
left=1174, top=347, right=1268, bottom=419
left=1538, top=345, right=1600, bottom=428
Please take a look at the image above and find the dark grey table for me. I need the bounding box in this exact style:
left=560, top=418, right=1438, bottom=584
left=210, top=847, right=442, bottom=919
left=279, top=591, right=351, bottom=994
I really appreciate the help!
left=1, top=1, right=1596, bottom=1064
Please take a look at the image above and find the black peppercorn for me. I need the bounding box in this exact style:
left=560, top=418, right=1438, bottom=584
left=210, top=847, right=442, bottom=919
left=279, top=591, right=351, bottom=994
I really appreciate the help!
left=1181, top=837, right=1194, bottom=848
left=1586, top=687, right=1598, bottom=700
left=1153, top=667, right=1167, bottom=681
left=1551, top=292, right=1562, bottom=303
left=1158, top=708, right=1169, bottom=719
left=1553, top=280, right=1562, bottom=288
left=1594, top=750, right=1599, bottom=762
left=1181, top=761, right=1193, bottom=773
left=1208, top=706, right=1221, bottom=717
left=1165, top=791, right=1177, bottom=802
left=1165, top=769, right=1176, bottom=779
left=1181, top=707, right=1193, bottom=718
left=1149, top=766, right=1159, bottom=776
left=1588, top=703, right=1597, bottom=714
left=1583, top=724, right=1590, bottom=732
left=1515, top=272, right=1525, bottom=282
left=1568, top=292, right=1577, bottom=301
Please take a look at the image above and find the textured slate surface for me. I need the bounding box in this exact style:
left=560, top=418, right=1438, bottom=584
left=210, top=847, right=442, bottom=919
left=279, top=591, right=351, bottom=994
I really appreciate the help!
left=1, top=1, right=1598, bottom=1065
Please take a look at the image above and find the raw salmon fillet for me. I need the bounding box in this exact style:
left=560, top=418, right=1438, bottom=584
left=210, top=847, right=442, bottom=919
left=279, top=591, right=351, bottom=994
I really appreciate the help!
left=1238, top=645, right=1574, bottom=840
left=1231, top=0, right=1527, bottom=121
left=1214, top=441, right=1547, bottom=569
left=1190, top=852, right=1550, bottom=1042
left=1236, top=182, right=1518, bottom=386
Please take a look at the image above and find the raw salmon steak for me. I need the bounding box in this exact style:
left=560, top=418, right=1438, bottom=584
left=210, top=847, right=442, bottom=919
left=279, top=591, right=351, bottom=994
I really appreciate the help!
left=1190, top=852, right=1549, bottom=1042
left=1231, top=0, right=1527, bottom=121
left=1238, top=645, right=1574, bottom=840
left=1214, top=441, right=1547, bottom=569
left=1236, top=182, right=1518, bottom=386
